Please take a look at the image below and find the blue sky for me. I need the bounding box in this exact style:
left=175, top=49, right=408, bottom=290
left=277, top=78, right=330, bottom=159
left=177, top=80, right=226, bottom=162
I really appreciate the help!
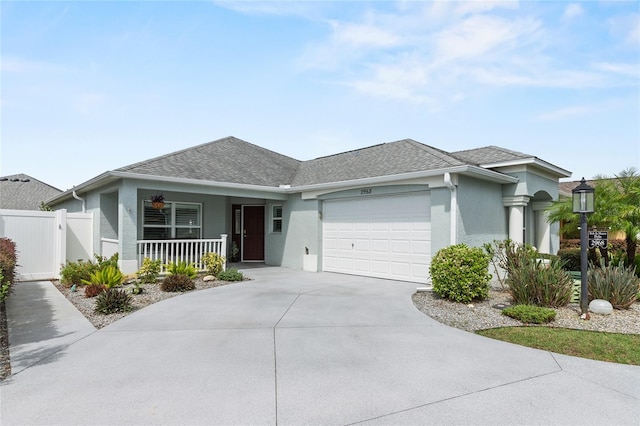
left=2, top=1, right=638, bottom=191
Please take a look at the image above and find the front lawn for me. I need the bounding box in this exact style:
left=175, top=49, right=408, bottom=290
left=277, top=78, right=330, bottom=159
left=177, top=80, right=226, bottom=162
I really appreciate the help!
left=477, top=327, right=640, bottom=365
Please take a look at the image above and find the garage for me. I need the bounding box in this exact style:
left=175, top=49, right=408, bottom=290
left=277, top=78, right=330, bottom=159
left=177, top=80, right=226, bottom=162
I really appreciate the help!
left=322, top=192, right=431, bottom=283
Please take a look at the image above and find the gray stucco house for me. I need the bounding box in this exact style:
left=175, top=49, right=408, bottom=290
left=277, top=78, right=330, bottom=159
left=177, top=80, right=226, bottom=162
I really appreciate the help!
left=48, top=136, right=570, bottom=284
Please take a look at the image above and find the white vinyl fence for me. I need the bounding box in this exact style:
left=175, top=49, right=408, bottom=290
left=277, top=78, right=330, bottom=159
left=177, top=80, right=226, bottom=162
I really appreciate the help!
left=0, top=209, right=93, bottom=281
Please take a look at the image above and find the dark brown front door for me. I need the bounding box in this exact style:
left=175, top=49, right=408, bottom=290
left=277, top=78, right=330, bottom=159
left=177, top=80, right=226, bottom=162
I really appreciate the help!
left=243, top=205, right=264, bottom=261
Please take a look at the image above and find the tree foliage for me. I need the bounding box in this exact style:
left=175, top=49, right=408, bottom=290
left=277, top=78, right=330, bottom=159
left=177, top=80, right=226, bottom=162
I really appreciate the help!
left=547, top=168, right=640, bottom=267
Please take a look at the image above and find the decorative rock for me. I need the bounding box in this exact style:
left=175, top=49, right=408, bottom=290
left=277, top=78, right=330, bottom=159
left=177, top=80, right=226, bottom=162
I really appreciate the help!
left=589, top=299, right=613, bottom=315
left=203, top=275, right=216, bottom=282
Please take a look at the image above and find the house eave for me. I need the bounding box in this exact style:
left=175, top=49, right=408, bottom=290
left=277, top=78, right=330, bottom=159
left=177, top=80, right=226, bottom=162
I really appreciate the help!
left=480, top=158, right=572, bottom=178
left=47, top=165, right=519, bottom=205
left=47, top=171, right=288, bottom=205
left=292, top=165, right=518, bottom=194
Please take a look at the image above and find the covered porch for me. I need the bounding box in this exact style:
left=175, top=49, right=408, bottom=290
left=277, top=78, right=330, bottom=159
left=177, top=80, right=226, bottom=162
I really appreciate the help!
left=96, top=179, right=286, bottom=274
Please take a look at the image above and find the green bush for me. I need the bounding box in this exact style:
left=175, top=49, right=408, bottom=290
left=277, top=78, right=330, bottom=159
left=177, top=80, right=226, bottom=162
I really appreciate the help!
left=0, top=238, right=17, bottom=302
left=202, top=252, right=225, bottom=276
left=165, top=261, right=197, bottom=279
left=588, top=262, right=639, bottom=309
left=94, top=253, right=119, bottom=271
left=430, top=244, right=491, bottom=303
left=217, top=268, right=244, bottom=282
left=81, top=265, right=123, bottom=289
left=160, top=274, right=195, bottom=292
left=502, top=305, right=556, bottom=324
left=136, top=258, right=162, bottom=284
left=506, top=247, right=573, bottom=308
left=60, top=259, right=99, bottom=287
left=557, top=248, right=582, bottom=271
left=95, top=288, right=132, bottom=314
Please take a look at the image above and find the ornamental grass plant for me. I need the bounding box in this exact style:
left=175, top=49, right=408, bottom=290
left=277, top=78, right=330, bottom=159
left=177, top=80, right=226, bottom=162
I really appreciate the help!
left=588, top=262, right=639, bottom=309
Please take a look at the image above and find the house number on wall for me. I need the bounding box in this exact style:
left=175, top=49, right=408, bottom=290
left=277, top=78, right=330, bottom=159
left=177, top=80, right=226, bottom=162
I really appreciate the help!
left=360, top=188, right=373, bottom=195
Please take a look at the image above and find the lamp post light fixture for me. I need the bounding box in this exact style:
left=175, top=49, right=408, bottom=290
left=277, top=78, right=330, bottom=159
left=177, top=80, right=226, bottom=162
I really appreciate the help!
left=572, top=177, right=595, bottom=318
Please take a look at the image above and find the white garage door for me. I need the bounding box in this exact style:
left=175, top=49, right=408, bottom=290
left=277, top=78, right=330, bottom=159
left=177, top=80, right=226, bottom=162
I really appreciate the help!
left=322, top=192, right=431, bottom=283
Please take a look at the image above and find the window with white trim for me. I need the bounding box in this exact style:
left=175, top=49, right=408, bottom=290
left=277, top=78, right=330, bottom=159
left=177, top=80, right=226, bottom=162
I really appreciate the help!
left=271, top=205, right=283, bottom=233
left=143, top=201, right=202, bottom=239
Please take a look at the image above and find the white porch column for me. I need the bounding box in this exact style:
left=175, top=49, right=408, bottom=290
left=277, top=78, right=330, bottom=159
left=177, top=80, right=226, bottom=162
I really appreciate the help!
left=533, top=201, right=552, bottom=254
left=118, top=182, right=139, bottom=274
left=504, top=196, right=530, bottom=245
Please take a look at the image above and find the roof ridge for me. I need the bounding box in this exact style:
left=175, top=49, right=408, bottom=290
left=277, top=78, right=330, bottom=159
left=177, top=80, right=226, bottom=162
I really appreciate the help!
left=0, top=173, right=62, bottom=192
left=117, top=136, right=301, bottom=172
left=402, top=139, right=466, bottom=166
left=454, top=145, right=532, bottom=158
left=309, top=142, right=387, bottom=161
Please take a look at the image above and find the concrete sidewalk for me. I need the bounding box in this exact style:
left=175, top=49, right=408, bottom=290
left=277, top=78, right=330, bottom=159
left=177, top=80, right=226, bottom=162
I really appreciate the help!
left=2, top=268, right=639, bottom=425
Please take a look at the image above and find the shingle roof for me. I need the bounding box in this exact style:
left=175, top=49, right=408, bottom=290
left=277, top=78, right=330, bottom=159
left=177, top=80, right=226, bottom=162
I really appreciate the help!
left=451, top=146, right=532, bottom=165
left=116, top=136, right=301, bottom=187
left=290, top=139, right=466, bottom=186
left=0, top=174, right=62, bottom=210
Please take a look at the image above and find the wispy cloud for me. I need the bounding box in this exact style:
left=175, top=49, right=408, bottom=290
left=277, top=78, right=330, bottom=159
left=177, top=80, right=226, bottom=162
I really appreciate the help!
left=1, top=57, right=73, bottom=74
left=535, top=99, right=627, bottom=121
left=563, top=3, right=584, bottom=20
left=293, top=2, right=638, bottom=109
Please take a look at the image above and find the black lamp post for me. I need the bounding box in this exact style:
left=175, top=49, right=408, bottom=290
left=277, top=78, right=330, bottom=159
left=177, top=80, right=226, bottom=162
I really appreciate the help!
left=572, top=177, right=595, bottom=318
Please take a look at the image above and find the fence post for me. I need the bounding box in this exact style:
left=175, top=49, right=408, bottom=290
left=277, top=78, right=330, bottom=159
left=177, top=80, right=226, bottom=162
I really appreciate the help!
left=54, top=209, right=67, bottom=279
left=221, top=234, right=228, bottom=271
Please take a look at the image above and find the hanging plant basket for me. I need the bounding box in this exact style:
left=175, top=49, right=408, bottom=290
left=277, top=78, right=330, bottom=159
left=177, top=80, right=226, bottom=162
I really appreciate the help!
left=150, top=193, right=165, bottom=209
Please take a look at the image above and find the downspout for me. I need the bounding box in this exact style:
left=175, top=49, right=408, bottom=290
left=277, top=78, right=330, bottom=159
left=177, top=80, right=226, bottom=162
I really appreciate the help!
left=72, top=190, right=86, bottom=213
left=444, top=172, right=457, bottom=245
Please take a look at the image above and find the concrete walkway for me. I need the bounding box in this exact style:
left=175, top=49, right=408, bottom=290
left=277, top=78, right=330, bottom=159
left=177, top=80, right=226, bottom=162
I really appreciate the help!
left=2, top=267, right=639, bottom=425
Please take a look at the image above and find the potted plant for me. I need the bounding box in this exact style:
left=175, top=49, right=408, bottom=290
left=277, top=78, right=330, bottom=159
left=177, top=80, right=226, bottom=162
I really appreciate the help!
left=150, top=193, right=165, bottom=209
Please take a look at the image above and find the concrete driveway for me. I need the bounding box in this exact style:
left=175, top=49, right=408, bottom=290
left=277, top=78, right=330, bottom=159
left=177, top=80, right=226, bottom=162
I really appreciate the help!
left=2, top=267, right=639, bottom=425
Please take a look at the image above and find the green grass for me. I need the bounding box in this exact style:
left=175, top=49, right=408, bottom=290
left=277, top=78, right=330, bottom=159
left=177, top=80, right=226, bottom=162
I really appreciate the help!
left=477, top=327, right=640, bottom=365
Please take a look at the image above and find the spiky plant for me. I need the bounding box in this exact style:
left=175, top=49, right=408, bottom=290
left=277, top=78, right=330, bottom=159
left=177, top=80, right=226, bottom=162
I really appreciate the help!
left=160, top=274, right=195, bottom=292
left=94, top=288, right=132, bottom=314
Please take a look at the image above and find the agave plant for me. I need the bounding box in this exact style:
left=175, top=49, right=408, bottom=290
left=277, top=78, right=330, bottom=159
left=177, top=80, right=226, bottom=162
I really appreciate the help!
left=588, top=261, right=639, bottom=309
left=165, top=261, right=197, bottom=279
left=81, top=265, right=124, bottom=289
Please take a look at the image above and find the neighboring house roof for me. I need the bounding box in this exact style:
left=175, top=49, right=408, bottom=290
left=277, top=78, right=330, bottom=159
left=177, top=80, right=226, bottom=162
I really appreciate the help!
left=0, top=173, right=62, bottom=210
left=48, top=136, right=570, bottom=204
left=116, top=136, right=301, bottom=187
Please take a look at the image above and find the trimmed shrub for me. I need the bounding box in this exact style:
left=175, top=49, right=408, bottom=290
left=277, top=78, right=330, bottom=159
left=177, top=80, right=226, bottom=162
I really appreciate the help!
left=165, top=261, right=197, bottom=279
left=429, top=244, right=491, bottom=303
left=202, top=252, right=225, bottom=277
left=84, top=284, right=106, bottom=298
left=0, top=238, right=17, bottom=302
left=61, top=259, right=99, bottom=287
left=502, top=305, right=556, bottom=324
left=136, top=258, right=162, bottom=284
left=161, top=274, right=195, bottom=292
left=95, top=288, right=132, bottom=314
left=217, top=268, right=244, bottom=282
left=588, top=262, right=639, bottom=309
left=557, top=248, right=582, bottom=271
left=506, top=253, right=573, bottom=308
left=94, top=253, right=119, bottom=271
left=81, top=265, right=123, bottom=289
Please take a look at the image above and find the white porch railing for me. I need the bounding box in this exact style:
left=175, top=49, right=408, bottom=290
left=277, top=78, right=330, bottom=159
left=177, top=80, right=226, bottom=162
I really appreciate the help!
left=137, top=235, right=227, bottom=274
